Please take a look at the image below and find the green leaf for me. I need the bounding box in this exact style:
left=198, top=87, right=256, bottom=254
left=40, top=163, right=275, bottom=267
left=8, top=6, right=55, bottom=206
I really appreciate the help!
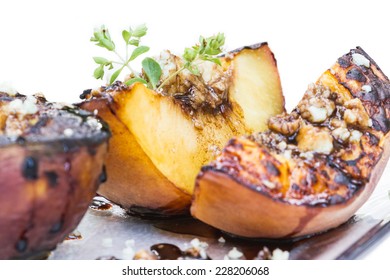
left=142, top=57, right=162, bottom=89
left=183, top=47, right=197, bottom=63
left=101, top=38, right=115, bottom=51
left=92, top=26, right=115, bottom=51
left=132, top=24, right=147, bottom=38
left=125, top=77, right=148, bottom=86
left=122, top=30, right=131, bottom=44
left=204, top=47, right=220, bottom=56
left=198, top=36, right=206, bottom=53
left=216, top=33, right=225, bottom=46
left=203, top=56, right=221, bottom=66
left=129, top=46, right=150, bottom=61
left=129, top=39, right=139, bottom=46
left=93, top=57, right=109, bottom=65
left=109, top=68, right=123, bottom=85
left=93, top=65, right=104, bottom=80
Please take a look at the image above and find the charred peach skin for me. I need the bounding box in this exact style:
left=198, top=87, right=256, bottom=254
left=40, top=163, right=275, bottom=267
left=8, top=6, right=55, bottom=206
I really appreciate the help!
left=80, top=43, right=284, bottom=216
left=192, top=47, right=390, bottom=238
left=0, top=93, right=109, bottom=259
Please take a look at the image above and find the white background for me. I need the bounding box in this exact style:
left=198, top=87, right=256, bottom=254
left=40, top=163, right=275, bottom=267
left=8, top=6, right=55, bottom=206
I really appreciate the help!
left=1, top=0, right=389, bottom=110
left=0, top=0, right=389, bottom=262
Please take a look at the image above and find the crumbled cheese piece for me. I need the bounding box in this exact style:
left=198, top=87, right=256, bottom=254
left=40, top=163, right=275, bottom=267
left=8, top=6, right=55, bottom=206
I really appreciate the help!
left=26, top=95, right=37, bottom=104
left=330, top=118, right=347, bottom=129
left=271, top=248, right=289, bottom=260
left=277, top=141, right=287, bottom=151
left=190, top=238, right=200, bottom=248
left=199, top=249, right=208, bottom=260
left=86, top=117, right=103, bottom=130
left=218, top=237, right=226, bottom=243
left=0, top=81, right=18, bottom=95
left=156, top=50, right=177, bottom=81
left=101, top=237, right=113, bottom=248
left=352, top=53, right=370, bottom=68
left=8, top=99, right=23, bottom=111
left=322, top=89, right=331, bottom=99
left=344, top=109, right=357, bottom=123
left=297, top=125, right=333, bottom=155
left=350, top=130, right=363, bottom=142
left=190, top=238, right=208, bottom=249
left=362, top=85, right=372, bottom=93
left=316, top=137, right=333, bottom=154
left=343, top=99, right=371, bottom=127
left=189, top=238, right=209, bottom=259
left=332, top=127, right=350, bottom=142
left=63, top=128, right=74, bottom=137
left=300, top=151, right=314, bottom=160
left=23, top=97, right=38, bottom=114
left=93, top=109, right=99, bottom=115
left=263, top=180, right=276, bottom=189
left=197, top=60, right=215, bottom=84
left=308, top=106, right=328, bottom=123
left=283, top=149, right=292, bottom=159
left=7, top=96, right=38, bottom=115
left=226, top=247, right=243, bottom=260
left=72, top=230, right=81, bottom=237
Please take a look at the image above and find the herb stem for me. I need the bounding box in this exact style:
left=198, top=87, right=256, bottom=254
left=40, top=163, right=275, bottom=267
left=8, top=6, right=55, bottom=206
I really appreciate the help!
left=157, top=66, right=185, bottom=90
left=114, top=50, right=139, bottom=77
left=114, top=50, right=126, bottom=64
left=157, top=57, right=205, bottom=90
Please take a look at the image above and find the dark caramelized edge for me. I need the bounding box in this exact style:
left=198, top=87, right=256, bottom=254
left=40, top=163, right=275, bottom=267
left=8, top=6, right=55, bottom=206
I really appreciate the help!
left=0, top=93, right=110, bottom=150
left=197, top=47, right=390, bottom=208
left=335, top=47, right=390, bottom=133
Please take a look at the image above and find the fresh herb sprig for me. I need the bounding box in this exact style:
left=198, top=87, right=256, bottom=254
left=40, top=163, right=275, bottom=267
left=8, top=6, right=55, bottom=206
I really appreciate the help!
left=91, top=24, right=161, bottom=88
left=157, top=33, right=225, bottom=90
left=91, top=24, right=225, bottom=91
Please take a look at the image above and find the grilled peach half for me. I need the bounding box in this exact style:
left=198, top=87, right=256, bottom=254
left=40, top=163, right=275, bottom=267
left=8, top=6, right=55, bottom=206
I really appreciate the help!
left=79, top=43, right=284, bottom=216
left=0, top=92, right=109, bottom=259
left=192, top=47, right=390, bottom=238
